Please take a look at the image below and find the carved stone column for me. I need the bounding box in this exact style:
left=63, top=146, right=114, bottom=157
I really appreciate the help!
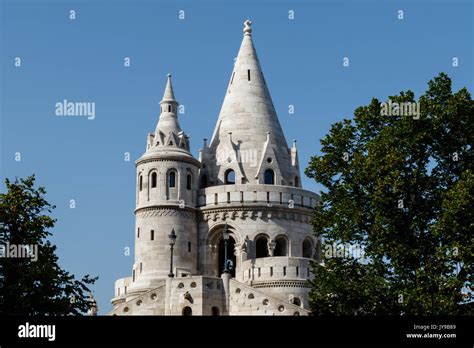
left=267, top=239, right=276, bottom=257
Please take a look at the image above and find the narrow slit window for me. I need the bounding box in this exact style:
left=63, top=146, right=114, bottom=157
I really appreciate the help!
left=296, top=266, right=299, bottom=276
left=151, top=172, right=157, bottom=188
left=169, top=172, right=176, bottom=188
left=188, top=241, right=191, bottom=253
left=231, top=72, right=235, bottom=84
left=227, top=192, right=231, bottom=203
left=247, top=69, right=251, bottom=81
left=168, top=105, right=171, bottom=112
left=137, top=228, right=140, bottom=238
left=186, top=174, right=192, bottom=190
left=150, top=230, right=154, bottom=241
left=283, top=266, right=286, bottom=276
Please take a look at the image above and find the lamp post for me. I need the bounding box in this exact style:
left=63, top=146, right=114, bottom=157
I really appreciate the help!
left=168, top=228, right=177, bottom=278
left=223, top=223, right=230, bottom=274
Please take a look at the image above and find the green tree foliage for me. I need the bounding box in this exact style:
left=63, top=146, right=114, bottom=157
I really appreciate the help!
left=305, top=73, right=473, bottom=315
left=0, top=175, right=97, bottom=315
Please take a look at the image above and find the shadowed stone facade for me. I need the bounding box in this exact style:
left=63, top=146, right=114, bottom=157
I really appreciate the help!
left=110, top=20, right=320, bottom=316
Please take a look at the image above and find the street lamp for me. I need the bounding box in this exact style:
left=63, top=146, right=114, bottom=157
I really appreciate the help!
left=223, top=223, right=230, bottom=274
left=168, top=228, right=177, bottom=278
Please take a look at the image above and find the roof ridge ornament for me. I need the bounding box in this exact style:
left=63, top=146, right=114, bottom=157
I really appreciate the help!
left=243, top=19, right=252, bottom=36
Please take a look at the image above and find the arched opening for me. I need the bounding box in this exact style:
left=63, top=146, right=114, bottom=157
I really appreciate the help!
left=264, top=169, right=274, bottom=185
left=303, top=239, right=313, bottom=258
left=168, top=171, right=176, bottom=188
left=295, top=176, right=299, bottom=187
left=200, top=175, right=208, bottom=189
left=225, top=169, right=235, bottom=184
left=292, top=297, right=302, bottom=307
left=255, top=236, right=268, bottom=258
left=274, top=237, right=288, bottom=257
left=211, top=307, right=220, bottom=316
left=168, top=105, right=172, bottom=113
left=182, top=306, right=192, bottom=316
left=218, top=235, right=236, bottom=277
left=151, top=172, right=157, bottom=188
left=139, top=175, right=143, bottom=191
left=186, top=174, right=192, bottom=190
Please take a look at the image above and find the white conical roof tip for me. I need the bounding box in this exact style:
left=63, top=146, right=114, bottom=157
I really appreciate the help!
left=243, top=19, right=252, bottom=35
left=162, top=73, right=176, bottom=102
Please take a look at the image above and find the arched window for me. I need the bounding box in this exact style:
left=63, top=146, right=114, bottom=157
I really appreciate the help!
left=274, top=237, right=288, bottom=257
left=292, top=297, right=302, bottom=307
left=225, top=169, right=235, bottom=184
left=264, top=169, right=274, bottom=185
left=139, top=175, right=143, bottom=191
left=295, top=176, right=299, bottom=187
left=302, top=239, right=313, bottom=258
left=211, top=307, right=220, bottom=316
left=200, top=175, right=208, bottom=189
left=187, top=174, right=192, bottom=190
left=182, top=306, right=192, bottom=316
left=255, top=236, right=268, bottom=258
left=168, top=171, right=176, bottom=188
left=151, top=172, right=157, bottom=188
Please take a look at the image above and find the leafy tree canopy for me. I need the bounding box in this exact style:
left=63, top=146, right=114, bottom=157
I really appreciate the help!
left=306, top=73, right=473, bottom=315
left=0, top=175, right=97, bottom=315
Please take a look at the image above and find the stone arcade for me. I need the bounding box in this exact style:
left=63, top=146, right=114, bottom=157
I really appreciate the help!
left=110, top=20, right=320, bottom=316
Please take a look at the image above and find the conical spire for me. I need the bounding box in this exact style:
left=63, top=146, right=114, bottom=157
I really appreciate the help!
left=204, top=20, right=299, bottom=186
left=162, top=73, right=176, bottom=102
left=156, top=74, right=181, bottom=135
left=139, top=73, right=198, bottom=164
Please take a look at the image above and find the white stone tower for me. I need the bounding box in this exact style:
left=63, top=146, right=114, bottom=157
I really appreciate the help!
left=200, top=20, right=300, bottom=187
left=128, top=74, right=200, bottom=295
left=111, top=21, right=319, bottom=316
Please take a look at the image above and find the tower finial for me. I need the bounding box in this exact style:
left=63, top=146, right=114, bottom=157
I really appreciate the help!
left=243, top=19, right=252, bottom=36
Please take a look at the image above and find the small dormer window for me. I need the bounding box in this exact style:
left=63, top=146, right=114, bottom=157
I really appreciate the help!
left=225, top=169, right=235, bottom=185
left=264, top=169, right=274, bottom=185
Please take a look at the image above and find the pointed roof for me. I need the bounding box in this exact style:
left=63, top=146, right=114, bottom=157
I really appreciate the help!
left=161, top=73, right=176, bottom=102
left=138, top=74, right=200, bottom=166
left=156, top=74, right=182, bottom=135
left=205, top=20, right=298, bottom=185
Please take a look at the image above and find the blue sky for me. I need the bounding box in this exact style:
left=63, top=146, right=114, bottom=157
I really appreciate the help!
left=0, top=0, right=472, bottom=314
